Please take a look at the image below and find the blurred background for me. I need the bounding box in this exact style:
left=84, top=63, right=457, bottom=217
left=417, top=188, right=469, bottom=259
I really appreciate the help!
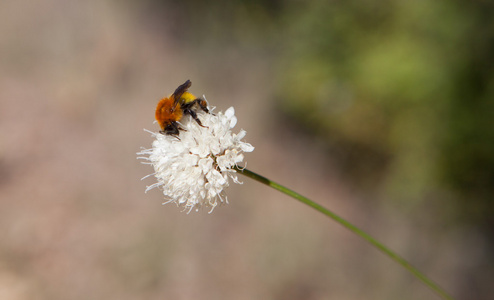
left=0, top=0, right=493, bottom=299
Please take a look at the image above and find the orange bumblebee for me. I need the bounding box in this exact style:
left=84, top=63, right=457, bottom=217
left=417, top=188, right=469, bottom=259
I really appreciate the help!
left=155, top=80, right=210, bottom=136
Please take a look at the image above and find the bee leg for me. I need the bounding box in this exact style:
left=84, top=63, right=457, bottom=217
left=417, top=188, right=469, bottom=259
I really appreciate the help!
left=183, top=99, right=211, bottom=114
left=185, top=108, right=208, bottom=128
left=197, top=99, right=215, bottom=116
left=196, top=99, right=215, bottom=115
left=160, top=131, right=181, bottom=140
left=163, top=122, right=182, bottom=140
left=196, top=99, right=210, bottom=114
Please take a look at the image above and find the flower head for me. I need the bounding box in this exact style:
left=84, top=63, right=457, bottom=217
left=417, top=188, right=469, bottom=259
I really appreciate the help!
left=138, top=107, right=254, bottom=213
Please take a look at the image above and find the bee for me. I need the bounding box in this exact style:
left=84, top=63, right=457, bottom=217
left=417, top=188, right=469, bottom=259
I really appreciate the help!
left=155, top=80, right=210, bottom=136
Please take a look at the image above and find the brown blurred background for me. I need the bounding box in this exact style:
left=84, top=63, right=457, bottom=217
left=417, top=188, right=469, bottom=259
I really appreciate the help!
left=1, top=0, right=493, bottom=299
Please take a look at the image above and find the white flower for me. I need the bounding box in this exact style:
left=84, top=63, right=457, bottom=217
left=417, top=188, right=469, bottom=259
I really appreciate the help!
left=137, top=107, right=254, bottom=213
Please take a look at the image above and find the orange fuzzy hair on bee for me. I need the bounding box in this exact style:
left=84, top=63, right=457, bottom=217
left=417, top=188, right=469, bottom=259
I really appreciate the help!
left=155, top=96, right=183, bottom=131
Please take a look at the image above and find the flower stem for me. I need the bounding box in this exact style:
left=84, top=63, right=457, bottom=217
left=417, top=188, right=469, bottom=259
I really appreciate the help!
left=234, top=166, right=454, bottom=300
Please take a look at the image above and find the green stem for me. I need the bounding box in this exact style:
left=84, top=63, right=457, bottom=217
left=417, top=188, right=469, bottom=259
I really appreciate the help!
left=234, top=166, right=454, bottom=300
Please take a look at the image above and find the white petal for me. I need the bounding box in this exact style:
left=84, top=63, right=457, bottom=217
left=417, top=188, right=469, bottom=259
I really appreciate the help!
left=137, top=104, right=254, bottom=212
left=240, top=143, right=255, bottom=152
left=225, top=107, right=235, bottom=118
left=229, top=116, right=237, bottom=128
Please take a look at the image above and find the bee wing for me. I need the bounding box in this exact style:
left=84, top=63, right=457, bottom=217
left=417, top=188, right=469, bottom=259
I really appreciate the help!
left=172, top=80, right=192, bottom=105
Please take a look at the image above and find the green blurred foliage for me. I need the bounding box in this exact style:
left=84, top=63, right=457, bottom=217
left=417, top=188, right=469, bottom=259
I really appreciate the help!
left=144, top=0, right=494, bottom=227
left=276, top=0, right=494, bottom=227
